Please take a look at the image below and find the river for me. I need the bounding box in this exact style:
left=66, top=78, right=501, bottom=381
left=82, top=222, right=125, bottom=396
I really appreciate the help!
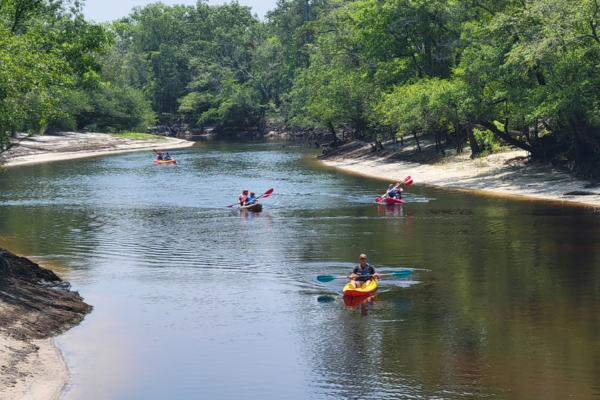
left=0, top=140, right=599, bottom=399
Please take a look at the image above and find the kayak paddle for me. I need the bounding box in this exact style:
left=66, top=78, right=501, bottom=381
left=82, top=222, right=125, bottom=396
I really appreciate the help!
left=376, top=176, right=411, bottom=203
left=317, top=270, right=412, bottom=283
left=257, top=188, right=274, bottom=200
left=226, top=188, right=274, bottom=208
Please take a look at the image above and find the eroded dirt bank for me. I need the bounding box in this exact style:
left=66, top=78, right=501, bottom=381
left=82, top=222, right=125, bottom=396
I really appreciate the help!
left=0, top=247, right=92, bottom=400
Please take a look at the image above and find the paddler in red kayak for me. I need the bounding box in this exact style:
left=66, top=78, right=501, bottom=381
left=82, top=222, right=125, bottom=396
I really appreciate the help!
left=349, top=254, right=378, bottom=288
left=393, top=181, right=403, bottom=200
left=384, top=183, right=403, bottom=200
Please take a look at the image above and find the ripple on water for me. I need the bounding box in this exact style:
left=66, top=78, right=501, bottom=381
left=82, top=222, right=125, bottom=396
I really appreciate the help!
left=1, top=142, right=599, bottom=400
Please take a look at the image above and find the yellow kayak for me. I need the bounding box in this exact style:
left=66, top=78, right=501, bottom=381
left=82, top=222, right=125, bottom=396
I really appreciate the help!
left=154, top=159, right=176, bottom=164
left=342, top=279, right=378, bottom=297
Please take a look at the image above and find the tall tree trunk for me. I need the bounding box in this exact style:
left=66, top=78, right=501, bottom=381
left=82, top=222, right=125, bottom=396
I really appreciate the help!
left=454, top=120, right=462, bottom=154
left=466, top=120, right=480, bottom=155
left=326, top=121, right=337, bottom=147
left=534, top=118, right=546, bottom=161
left=479, top=120, right=538, bottom=155
left=436, top=132, right=446, bottom=156
left=413, top=130, right=421, bottom=152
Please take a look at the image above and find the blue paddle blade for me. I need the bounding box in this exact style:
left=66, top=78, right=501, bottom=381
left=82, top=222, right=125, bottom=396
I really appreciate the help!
left=317, top=275, right=337, bottom=283
left=391, top=270, right=412, bottom=278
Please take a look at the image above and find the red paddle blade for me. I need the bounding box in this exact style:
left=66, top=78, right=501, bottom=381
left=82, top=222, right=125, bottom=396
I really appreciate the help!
left=375, top=196, right=383, bottom=203
left=404, top=180, right=413, bottom=187
left=257, top=188, right=274, bottom=199
left=404, top=175, right=411, bottom=182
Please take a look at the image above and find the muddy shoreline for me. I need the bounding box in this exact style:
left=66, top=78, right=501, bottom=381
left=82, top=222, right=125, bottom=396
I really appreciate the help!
left=319, top=138, right=600, bottom=208
left=0, top=248, right=92, bottom=400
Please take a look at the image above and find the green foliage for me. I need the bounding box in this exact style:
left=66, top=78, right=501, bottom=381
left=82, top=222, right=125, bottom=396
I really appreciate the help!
left=3, top=0, right=600, bottom=175
left=0, top=1, right=113, bottom=153
left=470, top=128, right=506, bottom=155
left=49, top=83, right=156, bottom=133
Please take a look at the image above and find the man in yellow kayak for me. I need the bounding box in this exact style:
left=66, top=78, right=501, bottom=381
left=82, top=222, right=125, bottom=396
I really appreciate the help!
left=349, top=254, right=378, bottom=288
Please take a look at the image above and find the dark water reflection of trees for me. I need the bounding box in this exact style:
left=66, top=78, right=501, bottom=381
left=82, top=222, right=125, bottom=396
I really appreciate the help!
left=0, top=143, right=599, bottom=399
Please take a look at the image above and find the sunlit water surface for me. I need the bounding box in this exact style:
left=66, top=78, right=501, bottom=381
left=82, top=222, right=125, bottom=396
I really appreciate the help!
left=1, top=140, right=599, bottom=399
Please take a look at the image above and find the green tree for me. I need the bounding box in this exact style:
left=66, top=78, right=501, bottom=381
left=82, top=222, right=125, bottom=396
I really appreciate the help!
left=0, top=1, right=112, bottom=153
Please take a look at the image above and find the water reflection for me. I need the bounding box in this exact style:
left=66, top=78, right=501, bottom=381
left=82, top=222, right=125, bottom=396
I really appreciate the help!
left=0, top=141, right=600, bottom=399
left=344, top=294, right=378, bottom=316
left=317, top=295, right=336, bottom=303
left=239, top=209, right=256, bottom=221
left=377, top=203, right=403, bottom=217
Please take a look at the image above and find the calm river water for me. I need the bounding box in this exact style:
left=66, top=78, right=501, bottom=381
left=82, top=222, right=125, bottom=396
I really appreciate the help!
left=1, top=140, right=599, bottom=399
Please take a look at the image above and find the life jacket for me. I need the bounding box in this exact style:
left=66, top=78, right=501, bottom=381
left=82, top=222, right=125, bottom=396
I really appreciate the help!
left=239, top=194, right=247, bottom=203
left=357, top=263, right=372, bottom=275
left=388, top=189, right=396, bottom=197
left=245, top=196, right=255, bottom=205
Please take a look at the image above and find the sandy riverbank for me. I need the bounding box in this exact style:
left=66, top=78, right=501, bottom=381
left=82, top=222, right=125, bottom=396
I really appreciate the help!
left=0, top=337, right=68, bottom=400
left=319, top=140, right=600, bottom=208
left=1, top=131, right=194, bottom=168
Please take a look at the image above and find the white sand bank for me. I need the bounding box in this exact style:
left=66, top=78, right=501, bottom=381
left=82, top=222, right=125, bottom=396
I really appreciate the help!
left=2, top=131, right=194, bottom=168
left=0, top=336, right=68, bottom=400
left=321, top=148, right=600, bottom=208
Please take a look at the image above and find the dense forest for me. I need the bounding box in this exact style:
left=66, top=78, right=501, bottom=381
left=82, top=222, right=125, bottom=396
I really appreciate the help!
left=3, top=0, right=600, bottom=177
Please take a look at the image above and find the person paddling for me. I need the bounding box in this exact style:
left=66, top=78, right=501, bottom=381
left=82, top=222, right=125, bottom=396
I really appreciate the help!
left=393, top=182, right=403, bottom=199
left=385, top=183, right=400, bottom=199
left=238, top=189, right=249, bottom=206
left=384, top=184, right=395, bottom=198
left=164, top=152, right=172, bottom=160
left=244, top=192, right=257, bottom=206
left=349, top=254, right=378, bottom=288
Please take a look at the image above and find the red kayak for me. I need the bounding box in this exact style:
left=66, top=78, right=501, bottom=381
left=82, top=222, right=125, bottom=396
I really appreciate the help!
left=383, top=197, right=404, bottom=204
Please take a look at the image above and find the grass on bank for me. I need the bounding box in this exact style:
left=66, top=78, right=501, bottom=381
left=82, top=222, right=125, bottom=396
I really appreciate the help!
left=109, top=132, right=166, bottom=140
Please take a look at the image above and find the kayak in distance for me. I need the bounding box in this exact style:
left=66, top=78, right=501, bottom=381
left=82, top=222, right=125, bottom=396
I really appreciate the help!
left=342, top=279, right=378, bottom=297
left=383, top=197, right=404, bottom=204
left=240, top=203, right=263, bottom=212
left=154, top=159, right=176, bottom=164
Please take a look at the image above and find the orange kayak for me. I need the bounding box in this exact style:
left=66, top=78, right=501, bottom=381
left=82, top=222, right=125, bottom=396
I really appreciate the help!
left=342, top=279, right=378, bottom=297
left=154, top=159, right=176, bottom=164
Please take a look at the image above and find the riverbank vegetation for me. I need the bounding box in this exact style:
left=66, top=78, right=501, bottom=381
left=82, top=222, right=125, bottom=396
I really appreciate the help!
left=3, top=0, right=600, bottom=177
